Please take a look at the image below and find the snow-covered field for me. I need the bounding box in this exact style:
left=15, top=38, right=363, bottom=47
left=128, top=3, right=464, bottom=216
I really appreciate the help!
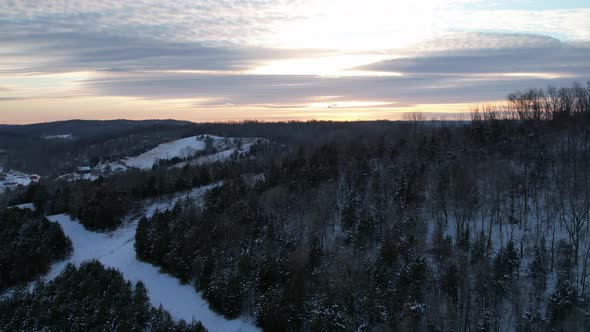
left=50, top=135, right=265, bottom=182
left=45, top=183, right=259, bottom=332
left=8, top=202, right=36, bottom=211
left=0, top=170, right=37, bottom=192
left=95, top=135, right=266, bottom=173
left=123, top=136, right=207, bottom=170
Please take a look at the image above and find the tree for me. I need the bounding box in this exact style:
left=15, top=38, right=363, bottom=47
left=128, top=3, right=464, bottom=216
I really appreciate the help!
left=133, top=281, right=151, bottom=329
left=530, top=237, right=549, bottom=289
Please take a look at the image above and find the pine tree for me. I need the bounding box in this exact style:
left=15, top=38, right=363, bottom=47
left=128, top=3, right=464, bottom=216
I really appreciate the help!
left=133, top=281, right=151, bottom=329
left=135, top=216, right=147, bottom=258
left=0, top=261, right=202, bottom=331
left=441, top=264, right=461, bottom=304
left=530, top=237, right=549, bottom=289
left=493, top=240, right=519, bottom=294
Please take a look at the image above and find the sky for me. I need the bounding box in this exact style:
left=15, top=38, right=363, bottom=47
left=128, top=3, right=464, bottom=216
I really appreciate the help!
left=0, top=0, right=589, bottom=124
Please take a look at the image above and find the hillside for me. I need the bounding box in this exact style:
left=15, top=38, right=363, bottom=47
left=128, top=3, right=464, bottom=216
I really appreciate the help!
left=0, top=120, right=198, bottom=175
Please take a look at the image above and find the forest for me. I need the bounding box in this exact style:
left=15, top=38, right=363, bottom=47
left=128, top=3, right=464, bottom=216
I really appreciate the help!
left=0, top=208, right=72, bottom=291
left=1, top=81, right=590, bottom=331
left=0, top=261, right=205, bottom=331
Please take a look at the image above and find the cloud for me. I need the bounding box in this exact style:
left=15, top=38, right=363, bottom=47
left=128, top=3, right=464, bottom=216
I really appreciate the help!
left=64, top=32, right=587, bottom=108
left=83, top=70, right=585, bottom=109
left=2, top=1, right=589, bottom=50
left=1, top=1, right=589, bottom=122
left=2, top=26, right=588, bottom=111
left=0, top=0, right=300, bottom=44
left=0, top=1, right=323, bottom=76
left=409, top=32, right=563, bottom=52
left=362, top=35, right=590, bottom=77
left=0, top=28, right=334, bottom=76
left=440, top=8, right=590, bottom=41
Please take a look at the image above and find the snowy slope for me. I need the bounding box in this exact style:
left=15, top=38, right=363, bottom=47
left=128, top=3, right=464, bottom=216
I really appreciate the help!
left=123, top=136, right=207, bottom=170
left=90, top=135, right=267, bottom=175
left=193, top=141, right=257, bottom=166
left=120, top=135, right=265, bottom=170
left=45, top=184, right=259, bottom=332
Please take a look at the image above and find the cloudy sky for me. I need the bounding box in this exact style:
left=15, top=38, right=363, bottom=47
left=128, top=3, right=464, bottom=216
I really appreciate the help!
left=1, top=0, right=589, bottom=123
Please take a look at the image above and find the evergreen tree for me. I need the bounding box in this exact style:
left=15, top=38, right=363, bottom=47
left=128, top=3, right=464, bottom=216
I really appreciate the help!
left=0, top=261, right=205, bottom=332
left=530, top=237, right=549, bottom=289
left=133, top=281, right=151, bottom=330
left=0, top=209, right=72, bottom=291
left=441, top=263, right=461, bottom=304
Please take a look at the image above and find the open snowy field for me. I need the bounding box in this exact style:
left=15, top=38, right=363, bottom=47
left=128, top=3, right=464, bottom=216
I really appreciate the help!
left=45, top=183, right=258, bottom=332
left=123, top=136, right=208, bottom=170
left=0, top=170, right=36, bottom=192
left=96, top=134, right=266, bottom=173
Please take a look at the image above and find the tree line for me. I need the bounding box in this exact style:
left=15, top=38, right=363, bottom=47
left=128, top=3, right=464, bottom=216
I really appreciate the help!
left=17, top=156, right=272, bottom=230
left=472, top=81, right=590, bottom=122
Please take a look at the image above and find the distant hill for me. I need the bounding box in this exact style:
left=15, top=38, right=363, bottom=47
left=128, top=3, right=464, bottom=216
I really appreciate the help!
left=0, top=120, right=198, bottom=175
left=0, top=119, right=408, bottom=175
left=0, top=119, right=192, bottom=140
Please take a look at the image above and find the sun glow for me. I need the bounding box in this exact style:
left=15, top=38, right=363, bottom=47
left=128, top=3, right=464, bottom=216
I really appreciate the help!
left=0, top=71, right=94, bottom=99
left=306, top=101, right=394, bottom=108
left=486, top=72, right=574, bottom=80
left=248, top=54, right=394, bottom=76
left=2, top=0, right=587, bottom=124
left=265, top=0, right=458, bottom=51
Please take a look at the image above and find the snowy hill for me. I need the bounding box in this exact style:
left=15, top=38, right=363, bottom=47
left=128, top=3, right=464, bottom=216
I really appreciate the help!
left=50, top=134, right=267, bottom=182
left=123, top=136, right=207, bottom=170
left=98, top=134, right=266, bottom=173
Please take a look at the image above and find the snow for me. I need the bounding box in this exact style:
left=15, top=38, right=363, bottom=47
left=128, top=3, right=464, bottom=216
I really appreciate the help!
left=8, top=202, right=36, bottom=211
left=56, top=172, right=99, bottom=182
left=0, top=170, right=36, bottom=192
left=193, top=142, right=257, bottom=166
left=175, top=138, right=264, bottom=168
left=95, top=161, right=128, bottom=173
left=42, top=134, right=73, bottom=140
left=194, top=148, right=238, bottom=165
left=123, top=136, right=207, bottom=170
left=89, top=135, right=266, bottom=175
left=45, top=183, right=258, bottom=332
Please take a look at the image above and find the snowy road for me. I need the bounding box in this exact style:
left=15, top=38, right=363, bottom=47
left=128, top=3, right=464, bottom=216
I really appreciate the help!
left=46, top=184, right=259, bottom=332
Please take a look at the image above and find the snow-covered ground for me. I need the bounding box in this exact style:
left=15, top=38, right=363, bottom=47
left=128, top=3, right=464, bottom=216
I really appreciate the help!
left=106, top=135, right=266, bottom=171
left=94, top=160, right=128, bottom=173
left=123, top=136, right=208, bottom=170
left=42, top=134, right=73, bottom=140
left=45, top=183, right=258, bottom=332
left=0, top=170, right=37, bottom=192
left=193, top=141, right=258, bottom=166
left=56, top=172, right=100, bottom=182
left=8, top=202, right=36, bottom=211
left=52, top=135, right=265, bottom=181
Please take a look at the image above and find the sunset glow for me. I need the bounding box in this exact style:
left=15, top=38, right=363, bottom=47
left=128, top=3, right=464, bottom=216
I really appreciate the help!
left=1, top=1, right=589, bottom=123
